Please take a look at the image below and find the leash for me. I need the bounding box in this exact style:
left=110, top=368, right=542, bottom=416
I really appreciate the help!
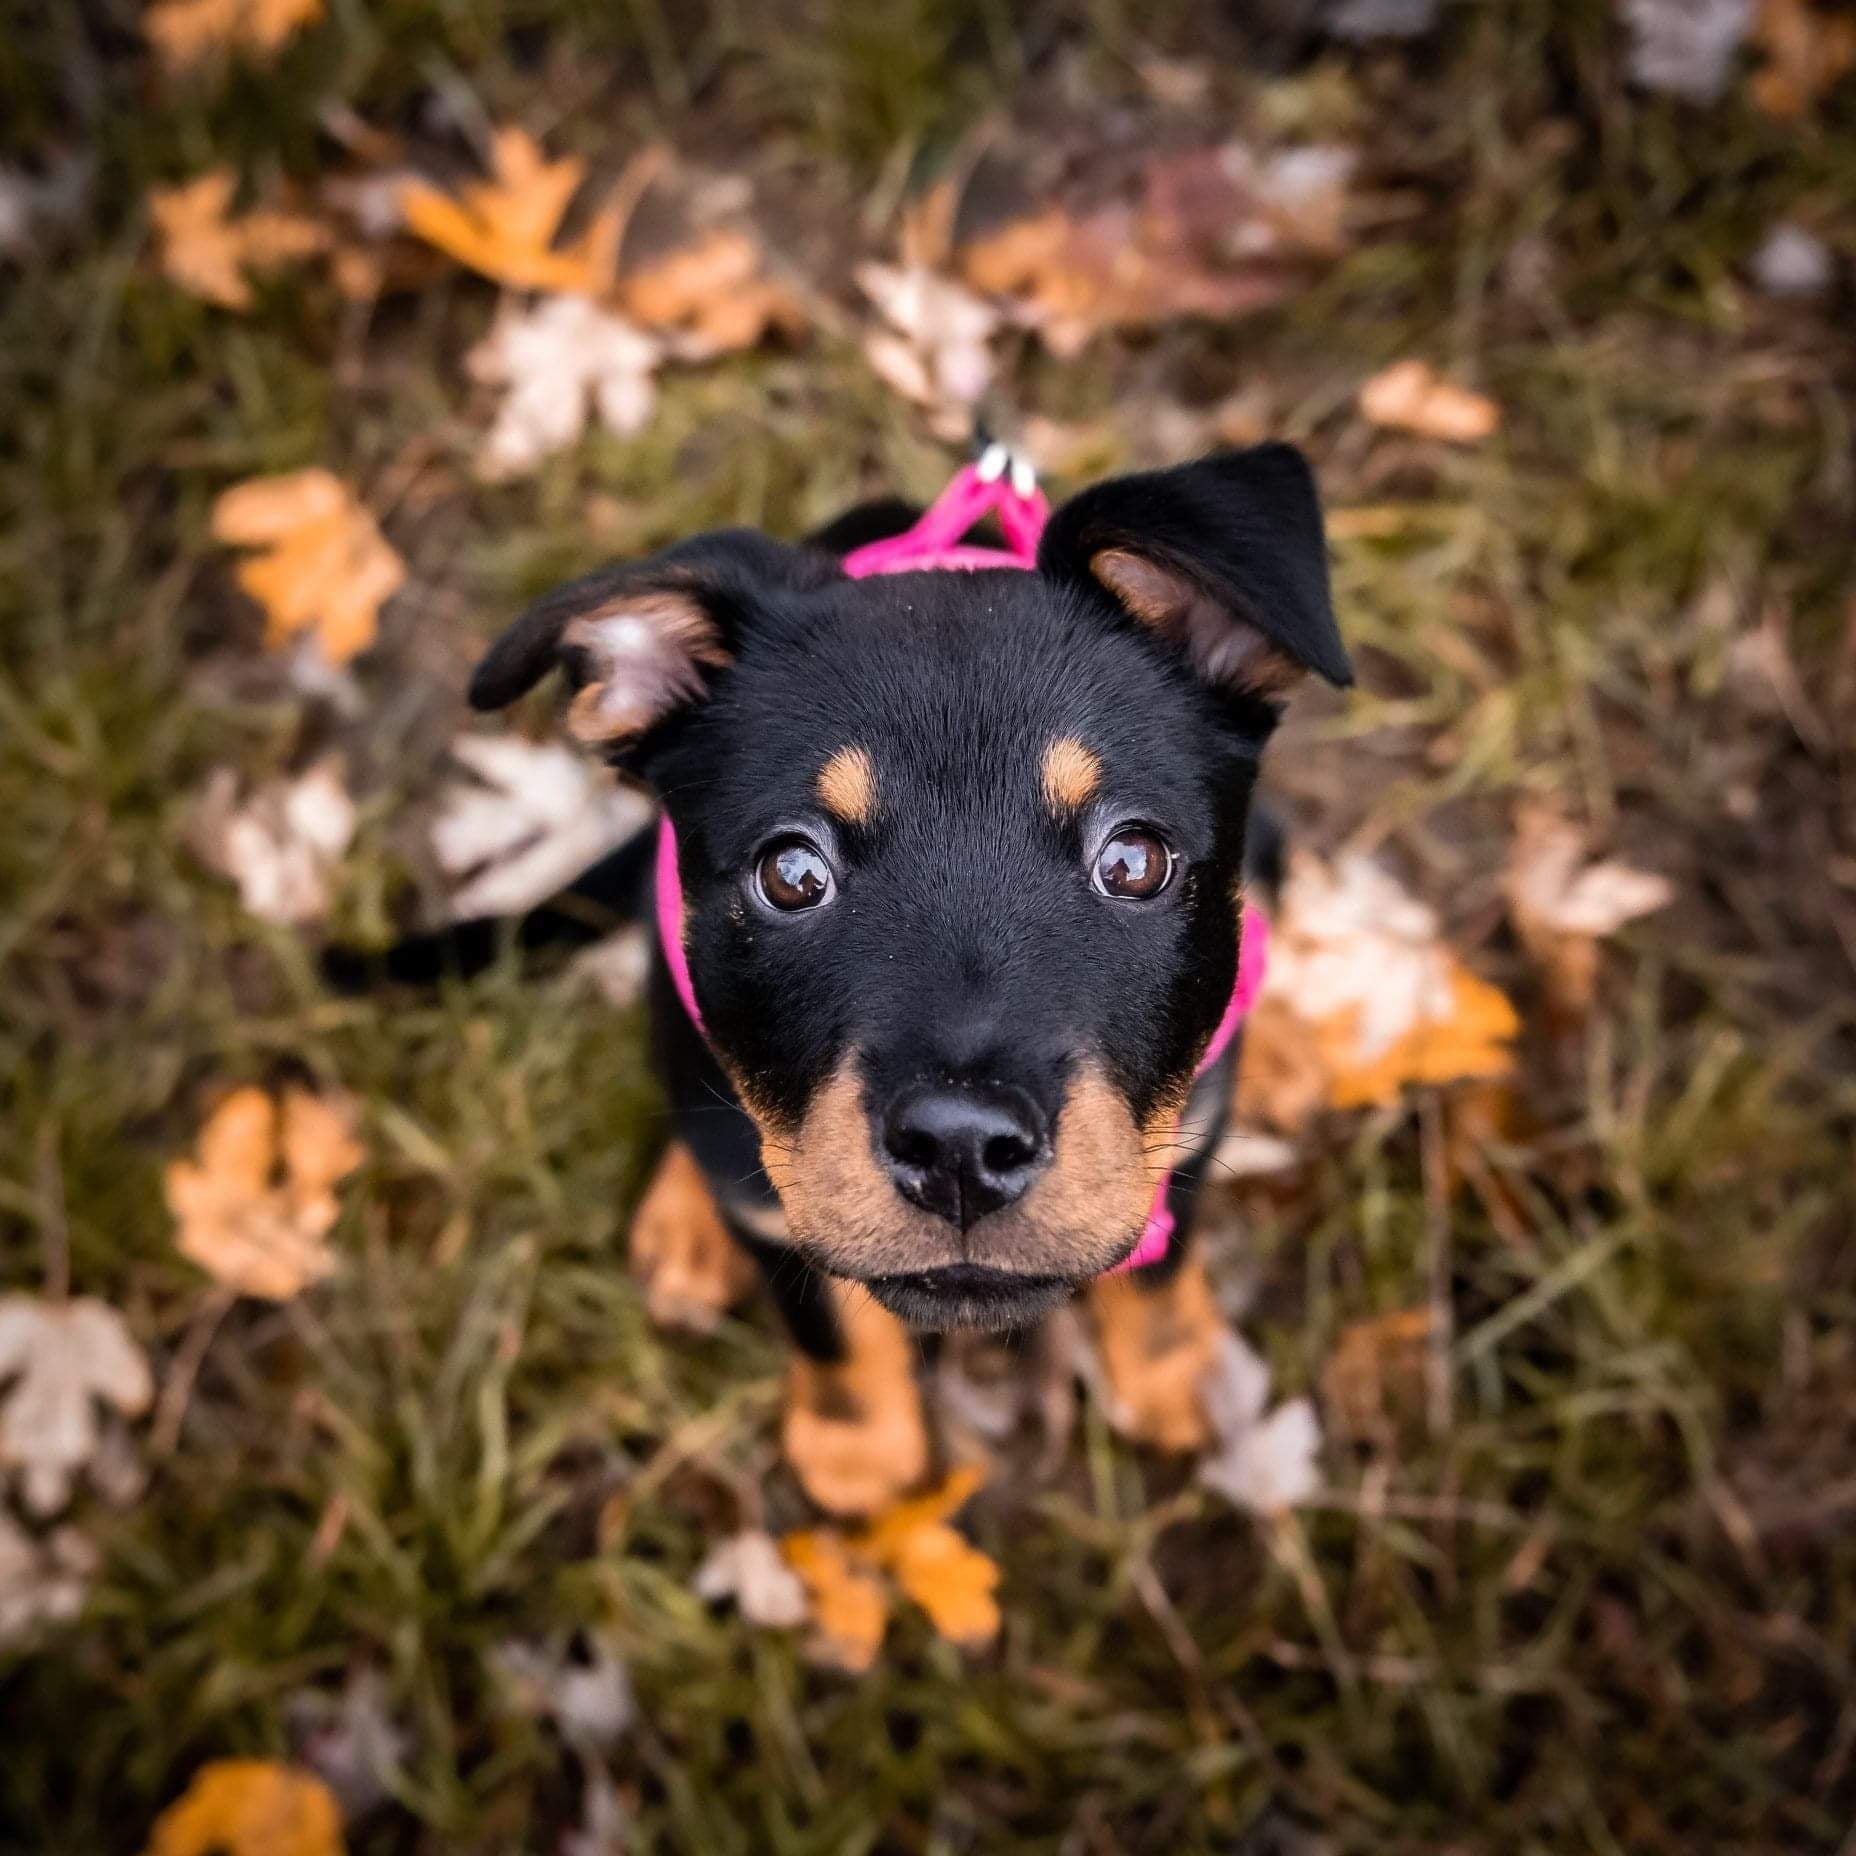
left=653, top=445, right=1269, bottom=1276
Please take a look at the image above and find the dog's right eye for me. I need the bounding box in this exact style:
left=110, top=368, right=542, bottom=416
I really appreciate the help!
left=755, top=837, right=836, bottom=911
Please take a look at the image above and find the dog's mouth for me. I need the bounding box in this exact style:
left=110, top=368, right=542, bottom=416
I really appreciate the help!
left=861, top=1262, right=1075, bottom=1331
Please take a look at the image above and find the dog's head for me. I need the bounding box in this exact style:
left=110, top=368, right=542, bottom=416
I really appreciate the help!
left=471, top=447, right=1349, bottom=1329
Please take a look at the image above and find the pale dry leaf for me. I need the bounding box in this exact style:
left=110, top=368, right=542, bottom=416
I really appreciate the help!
left=1200, top=1398, right=1322, bottom=1515
left=0, top=1295, right=154, bottom=1517
left=432, top=735, right=653, bottom=922
left=139, top=1760, right=344, bottom=1856
left=1619, top=0, right=1752, bottom=102
left=0, top=150, right=92, bottom=257
left=1210, top=1123, right=1302, bottom=1179
left=192, top=757, right=357, bottom=925
left=399, top=126, right=611, bottom=294
left=693, top=1529, right=810, bottom=1628
left=855, top=262, right=999, bottom=427
left=286, top=1668, right=409, bottom=1824
left=0, top=1512, right=98, bottom=1644
left=145, top=0, right=322, bottom=73
left=1503, top=804, right=1672, bottom=1019
left=491, top=1635, right=635, bottom=1751
left=164, top=1086, right=363, bottom=1300
left=1262, top=850, right=1518, bottom=1109
left=211, top=468, right=404, bottom=664
left=150, top=169, right=327, bottom=310
left=561, top=1767, right=630, bottom=1856
left=1750, top=222, right=1834, bottom=298
left=465, top=296, right=662, bottom=480
left=1358, top=359, right=1500, bottom=443
left=570, top=924, right=652, bottom=1009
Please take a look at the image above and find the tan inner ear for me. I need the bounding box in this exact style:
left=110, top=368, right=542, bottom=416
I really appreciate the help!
left=1089, top=547, right=1303, bottom=697
left=562, top=589, right=731, bottom=744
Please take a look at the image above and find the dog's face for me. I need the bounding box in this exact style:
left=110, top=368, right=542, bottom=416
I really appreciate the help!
left=472, top=448, right=1349, bottom=1329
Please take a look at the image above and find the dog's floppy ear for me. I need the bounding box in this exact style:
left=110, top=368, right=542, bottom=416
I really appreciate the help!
left=468, top=530, right=839, bottom=746
left=1040, top=445, right=1351, bottom=697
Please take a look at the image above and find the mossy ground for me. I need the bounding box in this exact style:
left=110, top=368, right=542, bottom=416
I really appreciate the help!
left=2, top=3, right=1854, bottom=1852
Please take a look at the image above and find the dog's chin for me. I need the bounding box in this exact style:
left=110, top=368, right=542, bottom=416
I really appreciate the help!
left=860, top=1264, right=1077, bottom=1332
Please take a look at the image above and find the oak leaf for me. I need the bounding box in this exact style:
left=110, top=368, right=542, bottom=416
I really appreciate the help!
left=780, top=1528, right=890, bottom=1671
left=150, top=169, right=327, bottom=310
left=1358, top=359, right=1500, bottom=443
left=140, top=1761, right=343, bottom=1856
left=1197, top=1332, right=1323, bottom=1516
left=694, top=1529, right=809, bottom=1628
left=0, top=1296, right=154, bottom=1516
left=211, top=468, right=405, bottom=664
left=856, top=262, right=999, bottom=438
left=399, top=127, right=613, bottom=294
left=144, top=0, right=322, bottom=73
left=191, top=757, right=356, bottom=925
left=164, top=1086, right=363, bottom=1300
left=1750, top=0, right=1856, bottom=119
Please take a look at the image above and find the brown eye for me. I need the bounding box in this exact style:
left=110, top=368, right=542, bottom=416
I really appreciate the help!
left=756, top=837, right=836, bottom=911
left=1093, top=826, right=1173, bottom=900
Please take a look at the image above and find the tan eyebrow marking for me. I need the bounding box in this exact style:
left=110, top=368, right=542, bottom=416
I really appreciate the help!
left=817, top=745, right=877, bottom=825
left=1041, top=737, right=1102, bottom=813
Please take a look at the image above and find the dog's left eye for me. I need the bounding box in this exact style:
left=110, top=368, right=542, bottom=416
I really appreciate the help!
left=1093, top=826, right=1173, bottom=900
left=755, top=837, right=836, bottom=911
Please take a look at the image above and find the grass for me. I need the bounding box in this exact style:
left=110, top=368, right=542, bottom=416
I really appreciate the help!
left=3, top=1, right=1855, bottom=1851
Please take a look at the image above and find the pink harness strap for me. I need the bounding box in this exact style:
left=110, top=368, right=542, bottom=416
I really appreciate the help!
left=653, top=451, right=1267, bottom=1275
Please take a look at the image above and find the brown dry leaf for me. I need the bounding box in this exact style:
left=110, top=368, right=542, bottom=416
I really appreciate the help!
left=211, top=468, right=405, bottom=664
left=164, top=1086, right=363, bottom=1300
left=620, top=226, right=803, bottom=356
left=399, top=126, right=614, bottom=294
left=150, top=169, right=327, bottom=310
left=1502, top=803, right=1673, bottom=1023
left=1750, top=0, right=1856, bottom=119
left=141, top=1761, right=344, bottom=1856
left=1262, top=850, right=1518, bottom=1112
left=953, top=141, right=1352, bottom=357
left=1358, top=359, right=1500, bottom=443
left=0, top=1295, right=154, bottom=1517
left=145, top=0, right=321, bottom=73
left=780, top=1528, right=890, bottom=1671
left=1233, top=993, right=1331, bottom=1136
left=1319, top=1307, right=1433, bottom=1443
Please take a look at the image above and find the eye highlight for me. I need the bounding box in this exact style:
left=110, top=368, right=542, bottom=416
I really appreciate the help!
left=1093, top=825, right=1173, bottom=901
left=755, top=836, right=836, bottom=912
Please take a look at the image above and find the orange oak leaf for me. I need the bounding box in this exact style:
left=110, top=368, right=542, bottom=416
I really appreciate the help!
left=141, top=1760, right=344, bottom=1856
left=164, top=1086, right=363, bottom=1300
left=399, top=127, right=614, bottom=294
left=150, top=169, right=326, bottom=310
left=1750, top=0, right=1856, bottom=119
left=1358, top=359, right=1500, bottom=443
left=144, top=0, right=322, bottom=73
left=780, top=1529, right=890, bottom=1671
left=210, top=468, right=404, bottom=663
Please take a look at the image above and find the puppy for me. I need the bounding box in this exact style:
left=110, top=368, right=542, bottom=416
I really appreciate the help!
left=466, top=447, right=1350, bottom=1511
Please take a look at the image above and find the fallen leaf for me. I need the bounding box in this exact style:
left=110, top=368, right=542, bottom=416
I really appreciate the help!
left=570, top=924, right=652, bottom=1008
left=1232, top=994, right=1332, bottom=1136
left=144, top=0, right=322, bottom=72
left=1750, top=221, right=1835, bottom=298
left=1619, top=0, right=1752, bottom=102
left=164, top=1086, right=363, bottom=1300
left=1319, top=1307, right=1433, bottom=1443
left=694, top=1529, right=810, bottom=1628
left=780, top=1529, right=890, bottom=1671
left=0, top=149, right=92, bottom=257
left=140, top=1761, right=344, bottom=1856
left=465, top=295, right=662, bottom=480
left=1263, top=851, right=1518, bottom=1110
left=1359, top=359, right=1500, bottom=443
left=431, top=735, right=653, bottom=922
left=1502, top=803, right=1673, bottom=1023
left=286, top=1668, right=409, bottom=1824
left=1198, top=1332, right=1323, bottom=1516
left=562, top=1767, right=630, bottom=1856
left=622, top=225, right=800, bottom=355
left=150, top=169, right=327, bottom=310
left=855, top=262, right=999, bottom=436
left=0, top=1295, right=154, bottom=1517
left=399, top=126, right=612, bottom=294
left=0, top=1512, right=97, bottom=1644
left=211, top=468, right=405, bottom=664
left=883, top=1517, right=1001, bottom=1647
left=1750, top=0, right=1856, bottom=119
left=191, top=757, right=356, bottom=925
left=491, top=1634, right=635, bottom=1751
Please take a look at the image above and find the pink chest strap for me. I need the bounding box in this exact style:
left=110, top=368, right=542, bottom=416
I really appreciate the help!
left=652, top=450, right=1268, bottom=1275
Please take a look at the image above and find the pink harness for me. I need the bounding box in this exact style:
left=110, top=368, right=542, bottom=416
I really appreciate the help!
left=653, top=450, right=1269, bottom=1274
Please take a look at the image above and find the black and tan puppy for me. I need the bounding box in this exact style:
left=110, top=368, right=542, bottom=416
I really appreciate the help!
left=467, top=447, right=1350, bottom=1512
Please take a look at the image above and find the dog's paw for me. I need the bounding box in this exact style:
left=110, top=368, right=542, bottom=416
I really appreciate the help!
left=782, top=1288, right=929, bottom=1515
left=1088, top=1257, right=1226, bottom=1452
left=628, top=1142, right=758, bottom=1333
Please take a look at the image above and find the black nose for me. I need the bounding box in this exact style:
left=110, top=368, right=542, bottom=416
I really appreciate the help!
left=881, top=1084, right=1050, bottom=1229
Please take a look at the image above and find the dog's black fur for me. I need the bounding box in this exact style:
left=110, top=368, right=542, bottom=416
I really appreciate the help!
left=414, top=447, right=1347, bottom=1368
